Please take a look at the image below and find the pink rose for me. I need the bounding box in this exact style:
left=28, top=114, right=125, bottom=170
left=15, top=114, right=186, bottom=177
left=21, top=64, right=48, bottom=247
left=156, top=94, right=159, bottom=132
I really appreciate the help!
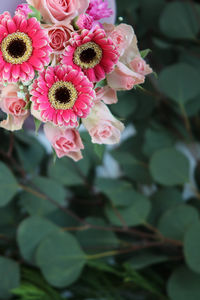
left=104, top=23, right=134, bottom=56
left=0, top=84, right=29, bottom=131
left=95, top=86, right=118, bottom=105
left=44, top=123, right=84, bottom=161
left=45, top=24, right=73, bottom=54
left=27, top=0, right=89, bottom=25
left=129, top=57, right=153, bottom=76
left=118, top=36, right=153, bottom=83
left=82, top=101, right=124, bottom=145
left=107, top=62, right=144, bottom=91
left=120, top=35, right=152, bottom=75
left=120, top=34, right=140, bottom=65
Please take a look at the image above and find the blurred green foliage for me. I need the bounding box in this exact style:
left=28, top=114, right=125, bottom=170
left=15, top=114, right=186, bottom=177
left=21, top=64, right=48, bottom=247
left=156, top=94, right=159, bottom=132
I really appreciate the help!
left=1, top=0, right=200, bottom=299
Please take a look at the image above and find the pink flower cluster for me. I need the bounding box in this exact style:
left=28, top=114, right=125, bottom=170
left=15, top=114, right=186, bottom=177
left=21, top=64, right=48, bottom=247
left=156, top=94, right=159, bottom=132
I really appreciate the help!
left=0, top=0, right=152, bottom=161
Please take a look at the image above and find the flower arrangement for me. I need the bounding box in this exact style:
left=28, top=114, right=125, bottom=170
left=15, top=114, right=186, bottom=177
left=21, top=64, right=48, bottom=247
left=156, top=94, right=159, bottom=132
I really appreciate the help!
left=0, top=0, right=152, bottom=161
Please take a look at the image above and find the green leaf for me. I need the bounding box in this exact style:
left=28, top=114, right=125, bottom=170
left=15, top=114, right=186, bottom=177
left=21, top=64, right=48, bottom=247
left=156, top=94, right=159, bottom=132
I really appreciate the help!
left=131, top=88, right=155, bottom=120
left=105, top=192, right=151, bottom=226
left=124, top=264, right=162, bottom=296
left=95, top=79, right=107, bottom=88
left=125, top=250, right=168, bottom=270
left=0, top=162, right=18, bottom=207
left=28, top=5, right=41, bottom=21
left=13, top=268, right=64, bottom=300
left=93, top=144, right=105, bottom=161
left=33, top=118, right=42, bottom=133
left=17, top=216, right=58, bottom=263
left=0, top=256, right=20, bottom=299
left=0, top=202, right=19, bottom=238
left=16, top=135, right=45, bottom=174
left=160, top=2, right=200, bottom=39
left=76, top=217, right=119, bottom=253
left=12, top=283, right=47, bottom=300
left=143, top=125, right=175, bottom=157
left=184, top=222, right=200, bottom=274
left=183, top=95, right=200, bottom=117
left=96, top=178, right=134, bottom=206
left=87, top=260, right=121, bottom=276
left=167, top=266, right=200, bottom=300
left=149, top=188, right=182, bottom=225
left=158, top=204, right=199, bottom=241
left=46, top=209, right=80, bottom=228
left=36, top=231, right=86, bottom=288
left=20, top=177, right=69, bottom=216
left=48, top=157, right=85, bottom=186
left=140, top=49, right=151, bottom=59
left=112, top=151, right=152, bottom=184
left=150, top=148, right=189, bottom=186
left=158, top=63, right=200, bottom=104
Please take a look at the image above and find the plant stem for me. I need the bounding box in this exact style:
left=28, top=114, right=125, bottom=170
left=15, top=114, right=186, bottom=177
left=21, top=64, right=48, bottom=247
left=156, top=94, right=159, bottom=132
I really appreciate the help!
left=87, top=242, right=164, bottom=260
left=19, top=183, right=183, bottom=249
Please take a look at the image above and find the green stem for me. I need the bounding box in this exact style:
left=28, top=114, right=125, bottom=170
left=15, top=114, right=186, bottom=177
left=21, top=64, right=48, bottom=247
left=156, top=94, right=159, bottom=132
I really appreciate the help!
left=179, top=102, right=192, bottom=138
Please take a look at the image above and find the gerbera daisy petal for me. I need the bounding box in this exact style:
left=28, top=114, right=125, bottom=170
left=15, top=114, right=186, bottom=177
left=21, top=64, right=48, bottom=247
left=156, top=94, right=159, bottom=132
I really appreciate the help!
left=31, top=65, right=96, bottom=128
left=0, top=14, right=51, bottom=83
left=62, top=26, right=119, bottom=83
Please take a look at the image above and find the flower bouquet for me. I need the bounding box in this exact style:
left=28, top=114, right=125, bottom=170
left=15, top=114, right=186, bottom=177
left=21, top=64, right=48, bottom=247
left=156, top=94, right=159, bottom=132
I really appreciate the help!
left=0, top=0, right=152, bottom=161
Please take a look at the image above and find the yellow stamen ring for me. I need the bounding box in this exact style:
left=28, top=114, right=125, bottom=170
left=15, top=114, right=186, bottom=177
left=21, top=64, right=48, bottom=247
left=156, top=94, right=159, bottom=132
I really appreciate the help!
left=48, top=81, right=78, bottom=110
left=1, top=32, right=33, bottom=65
left=73, top=42, right=103, bottom=69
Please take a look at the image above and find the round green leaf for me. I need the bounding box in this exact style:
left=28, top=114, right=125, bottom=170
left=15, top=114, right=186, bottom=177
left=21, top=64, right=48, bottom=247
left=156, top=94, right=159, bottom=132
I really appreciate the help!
left=158, top=204, right=199, bottom=241
left=168, top=266, right=200, bottom=300
left=16, top=135, right=45, bottom=173
left=0, top=162, right=18, bottom=207
left=184, top=222, right=200, bottom=274
left=149, top=188, right=182, bottom=225
left=48, top=158, right=84, bottom=186
left=150, top=148, right=189, bottom=186
left=96, top=178, right=134, bottom=207
left=112, top=151, right=152, bottom=184
left=105, top=193, right=151, bottom=226
left=160, top=2, right=200, bottom=39
left=17, top=216, right=58, bottom=263
left=76, top=217, right=119, bottom=253
left=36, top=231, right=86, bottom=288
left=143, top=123, right=175, bottom=157
left=0, top=256, right=20, bottom=299
left=159, top=63, right=200, bottom=104
left=20, top=176, right=69, bottom=216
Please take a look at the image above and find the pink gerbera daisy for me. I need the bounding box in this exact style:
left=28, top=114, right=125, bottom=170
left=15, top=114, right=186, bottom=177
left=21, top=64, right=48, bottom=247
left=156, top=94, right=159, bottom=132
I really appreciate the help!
left=0, top=12, right=51, bottom=83
left=31, top=65, right=95, bottom=128
left=62, top=26, right=119, bottom=83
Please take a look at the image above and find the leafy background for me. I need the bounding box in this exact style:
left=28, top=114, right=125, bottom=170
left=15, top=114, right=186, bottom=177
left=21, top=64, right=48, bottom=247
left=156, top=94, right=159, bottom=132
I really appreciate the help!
left=0, top=0, right=200, bottom=299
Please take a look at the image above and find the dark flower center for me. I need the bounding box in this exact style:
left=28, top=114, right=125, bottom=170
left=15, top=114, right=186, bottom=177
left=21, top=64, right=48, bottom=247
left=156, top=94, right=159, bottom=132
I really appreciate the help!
left=55, top=87, right=71, bottom=104
left=7, top=39, right=27, bottom=58
left=73, top=42, right=103, bottom=69
left=48, top=81, right=78, bottom=110
left=80, top=48, right=96, bottom=64
left=1, top=32, right=33, bottom=64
